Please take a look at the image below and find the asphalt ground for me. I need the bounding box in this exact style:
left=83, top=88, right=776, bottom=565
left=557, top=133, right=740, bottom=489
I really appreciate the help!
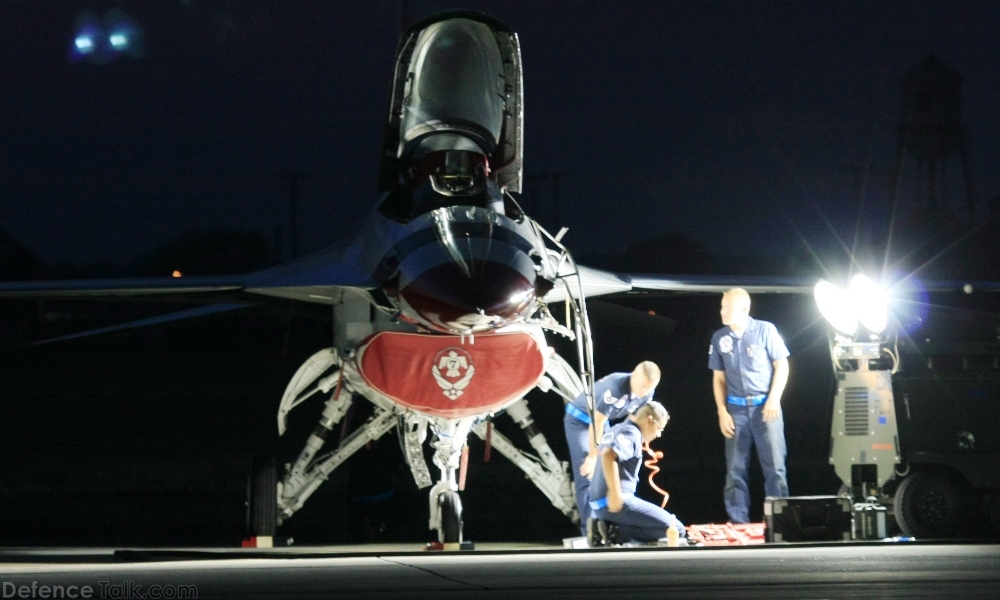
left=2, top=541, right=998, bottom=599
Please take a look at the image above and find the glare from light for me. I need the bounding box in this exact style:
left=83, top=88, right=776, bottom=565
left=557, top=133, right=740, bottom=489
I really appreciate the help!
left=75, top=36, right=94, bottom=52
left=814, top=280, right=858, bottom=336
left=849, top=274, right=888, bottom=334
left=108, top=33, right=129, bottom=48
left=172, top=270, right=183, bottom=278
left=509, top=289, right=532, bottom=304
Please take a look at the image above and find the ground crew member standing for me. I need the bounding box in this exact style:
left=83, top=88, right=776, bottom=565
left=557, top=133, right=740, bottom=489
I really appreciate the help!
left=563, top=361, right=660, bottom=534
left=589, top=401, right=685, bottom=544
left=709, top=288, right=790, bottom=523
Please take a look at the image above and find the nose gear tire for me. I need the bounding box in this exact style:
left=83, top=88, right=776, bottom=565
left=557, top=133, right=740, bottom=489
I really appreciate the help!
left=247, top=456, right=278, bottom=538
left=439, top=491, right=463, bottom=544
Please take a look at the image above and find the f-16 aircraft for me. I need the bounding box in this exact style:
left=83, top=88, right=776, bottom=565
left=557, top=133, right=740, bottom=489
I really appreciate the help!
left=0, top=11, right=781, bottom=545
left=3, top=11, right=989, bottom=544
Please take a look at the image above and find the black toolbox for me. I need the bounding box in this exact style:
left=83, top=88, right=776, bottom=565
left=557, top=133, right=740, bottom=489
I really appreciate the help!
left=764, top=495, right=853, bottom=542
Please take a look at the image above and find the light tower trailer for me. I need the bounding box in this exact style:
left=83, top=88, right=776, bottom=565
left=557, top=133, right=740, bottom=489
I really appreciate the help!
left=827, top=322, right=1000, bottom=539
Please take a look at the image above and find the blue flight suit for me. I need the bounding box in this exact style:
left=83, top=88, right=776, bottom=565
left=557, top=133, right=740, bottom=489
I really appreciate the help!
left=589, top=420, right=684, bottom=543
left=708, top=316, right=790, bottom=523
left=563, top=373, right=652, bottom=534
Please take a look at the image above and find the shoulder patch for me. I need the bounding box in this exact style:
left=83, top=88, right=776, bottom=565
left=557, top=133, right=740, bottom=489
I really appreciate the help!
left=708, top=343, right=713, bottom=355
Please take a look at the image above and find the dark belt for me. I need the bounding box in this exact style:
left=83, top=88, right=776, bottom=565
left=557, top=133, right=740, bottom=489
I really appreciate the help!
left=727, top=394, right=767, bottom=407
left=565, top=403, right=592, bottom=424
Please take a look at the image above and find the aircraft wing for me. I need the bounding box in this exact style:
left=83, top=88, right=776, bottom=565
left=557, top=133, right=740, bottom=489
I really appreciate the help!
left=557, top=267, right=1000, bottom=299
left=0, top=252, right=378, bottom=343
left=0, top=245, right=378, bottom=305
left=540, top=267, right=813, bottom=302
left=624, top=274, right=814, bottom=294
left=0, top=275, right=247, bottom=299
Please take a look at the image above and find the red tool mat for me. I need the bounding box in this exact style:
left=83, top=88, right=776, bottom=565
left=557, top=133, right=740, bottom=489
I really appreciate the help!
left=686, top=522, right=766, bottom=545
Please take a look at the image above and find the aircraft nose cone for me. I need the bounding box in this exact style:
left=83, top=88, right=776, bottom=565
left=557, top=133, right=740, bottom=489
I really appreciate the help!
left=400, top=258, right=536, bottom=332
left=392, top=207, right=540, bottom=333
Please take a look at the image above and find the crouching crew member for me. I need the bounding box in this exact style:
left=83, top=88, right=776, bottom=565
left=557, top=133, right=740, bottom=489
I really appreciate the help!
left=588, top=401, right=684, bottom=544
left=564, top=362, right=660, bottom=534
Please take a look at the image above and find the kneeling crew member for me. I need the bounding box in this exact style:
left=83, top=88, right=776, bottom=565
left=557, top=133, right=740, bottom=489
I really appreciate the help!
left=589, top=401, right=684, bottom=544
left=564, top=362, right=660, bottom=533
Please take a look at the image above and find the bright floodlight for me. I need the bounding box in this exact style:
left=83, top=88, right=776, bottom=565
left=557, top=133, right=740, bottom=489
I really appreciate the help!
left=75, top=36, right=94, bottom=52
left=108, top=33, right=129, bottom=49
left=814, top=280, right=858, bottom=335
left=850, top=274, right=888, bottom=333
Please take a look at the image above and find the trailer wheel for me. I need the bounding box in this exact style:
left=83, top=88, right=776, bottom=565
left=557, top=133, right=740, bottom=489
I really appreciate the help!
left=247, top=457, right=278, bottom=537
left=894, top=470, right=966, bottom=538
left=439, top=491, right=463, bottom=544
left=988, top=492, right=1000, bottom=535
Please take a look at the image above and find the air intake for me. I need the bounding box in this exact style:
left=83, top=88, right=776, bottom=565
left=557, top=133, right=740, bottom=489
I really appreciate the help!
left=844, top=387, right=870, bottom=436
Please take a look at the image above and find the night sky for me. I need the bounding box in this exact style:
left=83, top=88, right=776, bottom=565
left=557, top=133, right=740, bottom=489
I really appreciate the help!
left=3, top=0, right=1000, bottom=271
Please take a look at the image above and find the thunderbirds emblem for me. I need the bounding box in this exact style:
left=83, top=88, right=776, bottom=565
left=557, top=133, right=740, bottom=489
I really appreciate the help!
left=432, top=348, right=476, bottom=400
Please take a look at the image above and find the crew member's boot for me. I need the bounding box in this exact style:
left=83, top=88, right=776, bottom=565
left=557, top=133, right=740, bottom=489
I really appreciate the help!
left=587, top=518, right=620, bottom=547
left=586, top=518, right=603, bottom=547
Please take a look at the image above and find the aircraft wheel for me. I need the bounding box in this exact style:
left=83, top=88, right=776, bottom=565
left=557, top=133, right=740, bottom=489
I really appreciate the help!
left=439, top=491, right=463, bottom=544
left=247, top=457, right=278, bottom=537
left=894, top=470, right=967, bottom=538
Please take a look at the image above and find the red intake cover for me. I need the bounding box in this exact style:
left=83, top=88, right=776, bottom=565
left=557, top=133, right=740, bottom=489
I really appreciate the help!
left=356, top=330, right=545, bottom=419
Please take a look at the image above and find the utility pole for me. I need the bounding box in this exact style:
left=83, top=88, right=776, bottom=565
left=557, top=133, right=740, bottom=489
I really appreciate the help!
left=524, top=171, right=570, bottom=227
left=280, top=172, right=306, bottom=259
left=398, top=0, right=408, bottom=35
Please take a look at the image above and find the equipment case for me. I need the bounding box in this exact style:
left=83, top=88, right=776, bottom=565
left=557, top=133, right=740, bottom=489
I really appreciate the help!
left=852, top=501, right=888, bottom=540
left=764, top=495, right=853, bottom=542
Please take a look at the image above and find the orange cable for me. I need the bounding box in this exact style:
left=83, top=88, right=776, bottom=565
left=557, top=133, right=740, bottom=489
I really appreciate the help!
left=643, top=441, right=669, bottom=508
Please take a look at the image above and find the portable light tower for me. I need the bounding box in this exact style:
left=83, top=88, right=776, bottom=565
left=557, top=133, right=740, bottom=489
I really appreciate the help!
left=815, top=275, right=901, bottom=505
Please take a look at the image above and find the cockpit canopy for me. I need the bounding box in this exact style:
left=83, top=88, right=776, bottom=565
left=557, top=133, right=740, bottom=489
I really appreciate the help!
left=377, top=12, right=523, bottom=223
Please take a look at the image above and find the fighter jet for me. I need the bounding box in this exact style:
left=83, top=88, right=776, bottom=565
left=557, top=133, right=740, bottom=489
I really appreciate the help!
left=1, top=12, right=587, bottom=544
left=1, top=11, right=815, bottom=544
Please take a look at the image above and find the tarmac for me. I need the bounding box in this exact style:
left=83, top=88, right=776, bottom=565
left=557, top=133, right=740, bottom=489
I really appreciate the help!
left=2, top=540, right=998, bottom=599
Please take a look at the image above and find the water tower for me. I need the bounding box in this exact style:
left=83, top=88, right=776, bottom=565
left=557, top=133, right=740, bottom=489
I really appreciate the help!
left=892, top=54, right=975, bottom=215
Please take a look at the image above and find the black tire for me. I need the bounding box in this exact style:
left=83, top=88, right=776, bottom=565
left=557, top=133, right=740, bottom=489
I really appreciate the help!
left=988, top=492, right=1000, bottom=536
left=247, top=457, right=278, bottom=538
left=439, top=491, right=463, bottom=544
left=893, top=470, right=967, bottom=538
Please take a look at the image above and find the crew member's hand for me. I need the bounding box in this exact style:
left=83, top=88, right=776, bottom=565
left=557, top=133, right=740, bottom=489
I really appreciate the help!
left=762, top=399, right=781, bottom=423
left=718, top=411, right=735, bottom=438
left=580, top=453, right=597, bottom=478
left=607, top=495, right=624, bottom=513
